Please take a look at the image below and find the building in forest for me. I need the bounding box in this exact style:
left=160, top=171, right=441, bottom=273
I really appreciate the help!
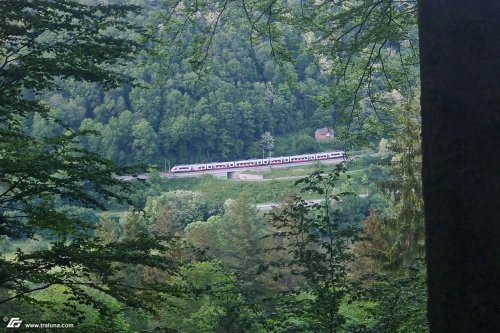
left=315, top=128, right=335, bottom=141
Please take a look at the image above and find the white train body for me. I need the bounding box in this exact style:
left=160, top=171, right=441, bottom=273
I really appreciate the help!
left=170, top=151, right=345, bottom=173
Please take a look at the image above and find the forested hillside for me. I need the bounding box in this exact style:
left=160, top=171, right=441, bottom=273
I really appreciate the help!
left=28, top=0, right=351, bottom=166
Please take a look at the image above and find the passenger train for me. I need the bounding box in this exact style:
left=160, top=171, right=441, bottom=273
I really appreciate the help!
left=170, top=151, right=345, bottom=173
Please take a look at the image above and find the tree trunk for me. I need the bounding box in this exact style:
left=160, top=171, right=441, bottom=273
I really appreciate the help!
left=418, top=2, right=500, bottom=332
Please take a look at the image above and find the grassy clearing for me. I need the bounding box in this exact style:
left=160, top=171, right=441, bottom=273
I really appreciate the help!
left=243, top=163, right=322, bottom=179
left=244, top=157, right=372, bottom=180
left=160, top=175, right=299, bottom=207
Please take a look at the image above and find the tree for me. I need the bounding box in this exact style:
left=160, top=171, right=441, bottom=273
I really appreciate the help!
left=158, top=261, right=265, bottom=333
left=362, top=262, right=429, bottom=333
left=419, top=2, right=500, bottom=332
left=184, top=216, right=221, bottom=252
left=132, top=118, right=159, bottom=163
left=0, top=0, right=181, bottom=324
left=143, top=190, right=207, bottom=233
left=260, top=131, right=275, bottom=158
left=217, top=196, right=266, bottom=288
left=95, top=214, right=121, bottom=245
left=295, top=133, right=319, bottom=154
left=359, top=93, right=424, bottom=270
left=268, top=164, right=360, bottom=332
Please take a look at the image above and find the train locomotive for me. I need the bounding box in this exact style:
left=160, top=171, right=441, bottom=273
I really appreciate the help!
left=170, top=151, right=345, bottom=173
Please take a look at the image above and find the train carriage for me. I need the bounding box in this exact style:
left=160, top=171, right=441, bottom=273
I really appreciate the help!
left=170, top=165, right=192, bottom=172
left=234, top=159, right=258, bottom=167
left=213, top=163, right=230, bottom=169
left=289, top=154, right=311, bottom=163
left=192, top=164, right=207, bottom=171
left=315, top=153, right=329, bottom=160
left=328, top=151, right=344, bottom=158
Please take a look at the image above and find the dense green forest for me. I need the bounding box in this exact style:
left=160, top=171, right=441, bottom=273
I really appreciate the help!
left=30, top=0, right=344, bottom=165
left=6, top=0, right=495, bottom=332
left=25, top=0, right=418, bottom=166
